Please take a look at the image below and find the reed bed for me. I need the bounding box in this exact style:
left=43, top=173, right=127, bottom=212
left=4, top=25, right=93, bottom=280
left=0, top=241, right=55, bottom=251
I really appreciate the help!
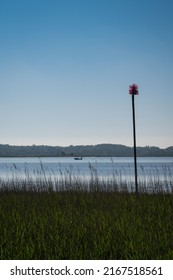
left=1, top=161, right=173, bottom=193
left=0, top=163, right=173, bottom=260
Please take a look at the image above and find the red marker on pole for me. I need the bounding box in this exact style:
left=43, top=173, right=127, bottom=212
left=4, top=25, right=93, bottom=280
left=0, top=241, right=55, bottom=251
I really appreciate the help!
left=129, top=84, right=139, bottom=193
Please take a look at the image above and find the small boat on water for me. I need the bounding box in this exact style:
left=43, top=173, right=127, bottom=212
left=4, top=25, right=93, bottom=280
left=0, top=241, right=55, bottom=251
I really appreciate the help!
left=74, top=157, right=83, bottom=160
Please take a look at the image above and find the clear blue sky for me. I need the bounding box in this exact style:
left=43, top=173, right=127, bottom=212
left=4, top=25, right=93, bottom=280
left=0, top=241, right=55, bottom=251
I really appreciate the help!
left=0, top=0, right=173, bottom=148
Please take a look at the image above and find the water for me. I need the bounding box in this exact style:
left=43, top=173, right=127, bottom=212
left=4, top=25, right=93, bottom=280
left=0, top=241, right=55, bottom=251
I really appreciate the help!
left=0, top=157, right=173, bottom=191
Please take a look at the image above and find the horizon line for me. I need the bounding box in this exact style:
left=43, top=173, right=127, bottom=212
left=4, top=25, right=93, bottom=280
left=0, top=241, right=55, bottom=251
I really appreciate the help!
left=0, top=143, right=172, bottom=149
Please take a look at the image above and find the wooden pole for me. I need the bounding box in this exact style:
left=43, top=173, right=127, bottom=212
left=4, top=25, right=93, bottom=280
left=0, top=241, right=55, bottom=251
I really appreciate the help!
left=132, top=94, right=138, bottom=193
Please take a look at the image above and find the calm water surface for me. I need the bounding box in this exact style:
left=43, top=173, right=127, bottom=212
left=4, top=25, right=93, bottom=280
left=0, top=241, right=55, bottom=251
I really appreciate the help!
left=0, top=157, right=173, bottom=184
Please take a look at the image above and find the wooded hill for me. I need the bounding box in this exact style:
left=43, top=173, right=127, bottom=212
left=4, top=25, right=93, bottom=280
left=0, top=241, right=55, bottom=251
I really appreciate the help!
left=0, top=144, right=173, bottom=157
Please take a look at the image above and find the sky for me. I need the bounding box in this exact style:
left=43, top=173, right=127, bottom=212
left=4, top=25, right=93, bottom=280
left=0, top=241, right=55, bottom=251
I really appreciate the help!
left=0, top=0, right=173, bottom=148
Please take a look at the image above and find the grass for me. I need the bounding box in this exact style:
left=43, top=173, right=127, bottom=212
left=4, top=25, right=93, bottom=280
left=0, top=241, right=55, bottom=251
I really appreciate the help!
left=0, top=163, right=173, bottom=260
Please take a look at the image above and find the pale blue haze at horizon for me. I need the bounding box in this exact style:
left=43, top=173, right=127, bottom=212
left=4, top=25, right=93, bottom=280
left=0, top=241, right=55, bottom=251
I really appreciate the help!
left=0, top=0, right=173, bottom=148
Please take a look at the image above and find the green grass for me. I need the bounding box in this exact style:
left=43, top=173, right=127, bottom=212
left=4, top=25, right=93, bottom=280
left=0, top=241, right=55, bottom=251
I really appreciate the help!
left=0, top=184, right=173, bottom=259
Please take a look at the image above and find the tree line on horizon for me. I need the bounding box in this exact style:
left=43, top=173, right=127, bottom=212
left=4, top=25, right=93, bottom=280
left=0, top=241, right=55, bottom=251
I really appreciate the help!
left=0, top=144, right=173, bottom=157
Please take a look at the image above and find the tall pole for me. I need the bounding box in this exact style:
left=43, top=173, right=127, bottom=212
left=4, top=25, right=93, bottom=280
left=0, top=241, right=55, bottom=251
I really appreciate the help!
left=132, top=94, right=138, bottom=193
left=129, top=84, right=139, bottom=194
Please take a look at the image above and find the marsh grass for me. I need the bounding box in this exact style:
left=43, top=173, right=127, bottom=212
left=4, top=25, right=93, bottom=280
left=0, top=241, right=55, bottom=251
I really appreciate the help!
left=0, top=163, right=173, bottom=259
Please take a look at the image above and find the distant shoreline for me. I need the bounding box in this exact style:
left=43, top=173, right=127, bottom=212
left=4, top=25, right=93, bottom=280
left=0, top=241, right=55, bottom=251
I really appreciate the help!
left=0, top=143, right=173, bottom=157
